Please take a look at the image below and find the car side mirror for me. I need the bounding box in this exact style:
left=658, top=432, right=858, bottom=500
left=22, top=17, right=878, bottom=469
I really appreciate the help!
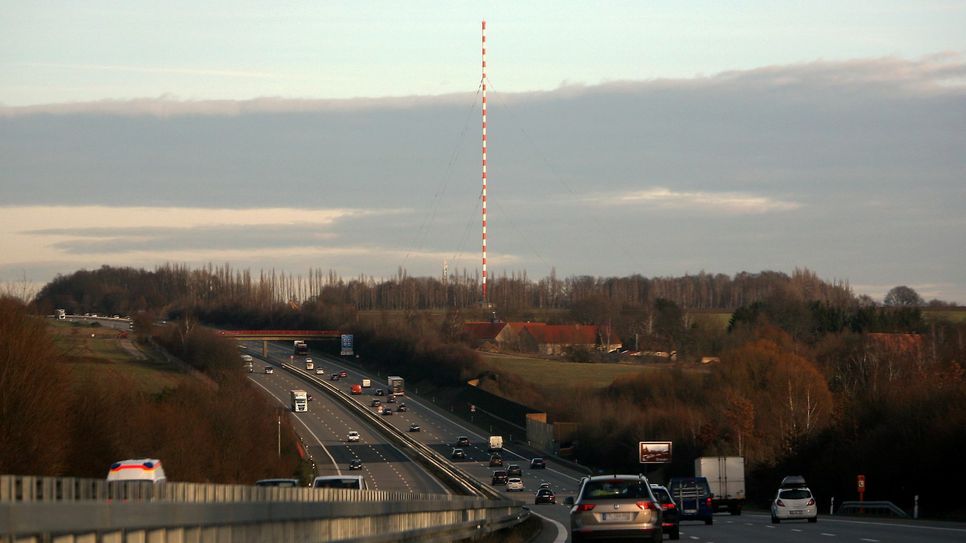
left=564, top=496, right=575, bottom=506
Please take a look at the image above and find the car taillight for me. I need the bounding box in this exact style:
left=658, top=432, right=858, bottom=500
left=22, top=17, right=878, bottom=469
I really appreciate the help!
left=706, top=497, right=712, bottom=507
left=576, top=504, right=596, bottom=512
left=661, top=503, right=676, bottom=510
left=776, top=499, right=786, bottom=507
left=807, top=498, right=815, bottom=506
left=636, top=501, right=659, bottom=511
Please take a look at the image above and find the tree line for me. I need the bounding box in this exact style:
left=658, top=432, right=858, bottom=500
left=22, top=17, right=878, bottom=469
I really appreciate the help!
left=34, top=264, right=918, bottom=317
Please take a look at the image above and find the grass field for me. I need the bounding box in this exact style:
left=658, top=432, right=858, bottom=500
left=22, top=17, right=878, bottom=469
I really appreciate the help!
left=48, top=321, right=188, bottom=394
left=479, top=352, right=688, bottom=390
left=923, top=308, right=966, bottom=323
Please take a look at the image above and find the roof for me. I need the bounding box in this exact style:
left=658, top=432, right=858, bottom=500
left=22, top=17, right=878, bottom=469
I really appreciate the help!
left=520, top=324, right=615, bottom=346
left=463, top=321, right=508, bottom=341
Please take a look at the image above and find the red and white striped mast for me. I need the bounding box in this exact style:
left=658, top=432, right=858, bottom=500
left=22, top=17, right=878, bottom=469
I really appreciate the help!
left=481, top=19, right=489, bottom=306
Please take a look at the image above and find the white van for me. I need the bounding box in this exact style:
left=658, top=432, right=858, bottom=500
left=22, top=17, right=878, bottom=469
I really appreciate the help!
left=106, top=458, right=167, bottom=483
left=312, top=475, right=367, bottom=490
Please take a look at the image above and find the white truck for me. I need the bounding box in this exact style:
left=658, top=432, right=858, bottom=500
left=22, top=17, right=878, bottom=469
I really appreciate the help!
left=695, top=456, right=745, bottom=515
left=488, top=436, right=503, bottom=452
left=290, top=390, right=308, bottom=413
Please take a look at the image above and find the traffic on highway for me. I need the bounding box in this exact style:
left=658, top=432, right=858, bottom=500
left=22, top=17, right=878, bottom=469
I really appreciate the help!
left=245, top=341, right=966, bottom=543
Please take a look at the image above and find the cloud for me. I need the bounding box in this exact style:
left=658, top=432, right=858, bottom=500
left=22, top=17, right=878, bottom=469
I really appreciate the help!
left=1, top=54, right=964, bottom=301
left=597, top=187, right=801, bottom=214
left=3, top=53, right=963, bottom=117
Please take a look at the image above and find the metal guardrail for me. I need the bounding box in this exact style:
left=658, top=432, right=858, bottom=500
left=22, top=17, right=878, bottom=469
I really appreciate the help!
left=837, top=500, right=909, bottom=518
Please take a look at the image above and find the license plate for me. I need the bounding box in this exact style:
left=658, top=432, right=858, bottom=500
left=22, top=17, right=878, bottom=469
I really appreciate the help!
left=600, top=512, right=634, bottom=521
left=790, top=510, right=803, bottom=515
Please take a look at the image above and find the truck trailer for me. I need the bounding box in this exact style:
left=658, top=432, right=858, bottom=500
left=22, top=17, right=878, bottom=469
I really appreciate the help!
left=290, top=390, right=308, bottom=412
left=387, top=376, right=404, bottom=396
left=694, top=456, right=745, bottom=515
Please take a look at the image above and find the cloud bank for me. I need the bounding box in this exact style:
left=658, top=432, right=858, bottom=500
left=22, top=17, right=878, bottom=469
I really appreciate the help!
left=1, top=55, right=964, bottom=301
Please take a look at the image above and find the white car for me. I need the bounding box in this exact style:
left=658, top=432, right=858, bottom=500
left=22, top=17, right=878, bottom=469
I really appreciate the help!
left=347, top=431, right=360, bottom=442
left=264, top=367, right=274, bottom=374
left=771, top=486, right=818, bottom=523
left=315, top=368, right=325, bottom=375
left=506, top=477, right=524, bottom=492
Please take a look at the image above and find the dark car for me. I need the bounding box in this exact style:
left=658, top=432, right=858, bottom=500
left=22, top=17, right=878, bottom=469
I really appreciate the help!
left=381, top=406, right=393, bottom=416
left=491, top=470, right=508, bottom=485
left=668, top=477, right=713, bottom=525
left=489, top=453, right=504, bottom=467
left=370, top=399, right=381, bottom=407
left=409, top=423, right=421, bottom=432
left=651, top=484, right=680, bottom=540
left=507, top=464, right=522, bottom=477
left=397, top=404, right=408, bottom=413
left=456, top=436, right=470, bottom=447
left=330, top=373, right=341, bottom=381
left=386, top=395, right=396, bottom=403
left=375, top=389, right=385, bottom=396
left=534, top=488, right=556, bottom=504
left=348, top=459, right=363, bottom=470
left=451, top=448, right=466, bottom=460
left=530, top=457, right=547, bottom=469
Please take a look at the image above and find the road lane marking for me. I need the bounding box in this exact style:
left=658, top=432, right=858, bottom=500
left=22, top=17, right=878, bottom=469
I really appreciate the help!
left=859, top=539, right=880, bottom=542
left=820, top=533, right=836, bottom=537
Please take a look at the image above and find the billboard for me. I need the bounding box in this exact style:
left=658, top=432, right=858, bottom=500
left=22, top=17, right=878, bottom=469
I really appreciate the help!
left=340, top=334, right=354, bottom=356
left=639, top=441, right=672, bottom=464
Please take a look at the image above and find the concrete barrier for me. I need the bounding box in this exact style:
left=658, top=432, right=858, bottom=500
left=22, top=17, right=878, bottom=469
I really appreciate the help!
left=0, top=475, right=528, bottom=542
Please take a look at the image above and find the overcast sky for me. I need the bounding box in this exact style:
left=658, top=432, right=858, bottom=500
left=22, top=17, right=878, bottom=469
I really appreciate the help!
left=2, top=3, right=965, bottom=303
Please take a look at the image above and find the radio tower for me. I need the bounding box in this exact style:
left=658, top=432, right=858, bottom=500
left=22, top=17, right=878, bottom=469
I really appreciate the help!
left=481, top=19, right=489, bottom=306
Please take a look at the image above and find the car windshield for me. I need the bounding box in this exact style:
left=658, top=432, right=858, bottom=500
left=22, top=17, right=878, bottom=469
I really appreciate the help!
left=583, top=479, right=651, bottom=500
left=779, top=489, right=812, bottom=500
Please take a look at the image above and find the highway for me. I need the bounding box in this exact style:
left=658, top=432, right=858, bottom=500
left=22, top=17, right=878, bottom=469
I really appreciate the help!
left=247, top=341, right=966, bottom=543
left=244, top=345, right=450, bottom=494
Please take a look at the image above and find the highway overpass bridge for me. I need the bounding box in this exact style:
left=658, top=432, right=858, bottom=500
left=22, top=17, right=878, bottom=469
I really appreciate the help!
left=217, top=330, right=342, bottom=357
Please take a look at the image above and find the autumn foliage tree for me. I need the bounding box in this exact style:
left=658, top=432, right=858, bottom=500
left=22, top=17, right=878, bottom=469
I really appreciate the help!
left=0, top=297, right=71, bottom=475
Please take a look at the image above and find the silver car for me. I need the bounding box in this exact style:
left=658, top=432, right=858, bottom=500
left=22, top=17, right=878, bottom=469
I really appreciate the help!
left=565, top=475, right=663, bottom=543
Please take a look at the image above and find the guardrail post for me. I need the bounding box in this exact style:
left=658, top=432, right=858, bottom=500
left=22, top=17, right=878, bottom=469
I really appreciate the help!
left=914, top=494, right=919, bottom=519
left=830, top=496, right=834, bottom=515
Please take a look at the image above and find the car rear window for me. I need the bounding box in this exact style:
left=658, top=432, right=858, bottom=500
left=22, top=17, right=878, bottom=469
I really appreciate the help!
left=650, top=487, right=672, bottom=504
left=779, top=489, right=812, bottom=500
left=582, top=479, right=651, bottom=500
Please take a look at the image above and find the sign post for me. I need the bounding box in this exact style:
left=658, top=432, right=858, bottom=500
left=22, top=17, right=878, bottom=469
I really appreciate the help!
left=857, top=474, right=865, bottom=513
